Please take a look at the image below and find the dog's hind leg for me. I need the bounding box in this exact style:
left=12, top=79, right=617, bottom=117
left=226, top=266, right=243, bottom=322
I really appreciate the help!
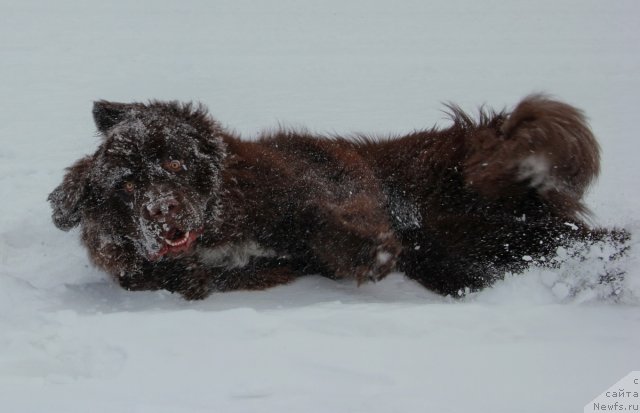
left=397, top=228, right=507, bottom=296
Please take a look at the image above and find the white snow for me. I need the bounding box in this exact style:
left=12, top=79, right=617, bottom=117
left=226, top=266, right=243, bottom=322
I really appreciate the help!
left=1, top=0, right=639, bottom=412
left=518, top=154, right=552, bottom=189
left=200, top=241, right=278, bottom=269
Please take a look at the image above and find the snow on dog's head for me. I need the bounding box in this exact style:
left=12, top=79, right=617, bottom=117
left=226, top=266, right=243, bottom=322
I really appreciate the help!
left=48, top=100, right=227, bottom=271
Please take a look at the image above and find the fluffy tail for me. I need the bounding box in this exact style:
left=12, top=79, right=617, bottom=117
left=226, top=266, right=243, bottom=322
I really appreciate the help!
left=463, top=94, right=600, bottom=219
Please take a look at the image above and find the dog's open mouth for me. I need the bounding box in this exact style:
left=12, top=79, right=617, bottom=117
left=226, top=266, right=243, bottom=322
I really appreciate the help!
left=165, top=228, right=192, bottom=247
left=151, top=226, right=203, bottom=260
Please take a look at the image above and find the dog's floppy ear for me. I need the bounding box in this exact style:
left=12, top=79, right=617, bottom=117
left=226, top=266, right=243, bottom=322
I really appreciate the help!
left=48, top=156, right=93, bottom=230
left=93, top=100, right=133, bottom=134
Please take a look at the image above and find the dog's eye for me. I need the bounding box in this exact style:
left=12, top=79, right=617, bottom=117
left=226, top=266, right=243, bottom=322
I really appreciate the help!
left=165, top=160, right=183, bottom=172
left=123, top=181, right=135, bottom=193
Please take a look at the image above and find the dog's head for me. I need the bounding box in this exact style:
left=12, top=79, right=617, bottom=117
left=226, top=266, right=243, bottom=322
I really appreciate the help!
left=49, top=101, right=227, bottom=265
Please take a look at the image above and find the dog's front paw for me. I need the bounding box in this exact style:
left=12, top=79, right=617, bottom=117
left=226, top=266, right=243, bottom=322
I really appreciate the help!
left=354, top=233, right=401, bottom=285
left=173, top=267, right=213, bottom=300
left=115, top=269, right=162, bottom=292
left=146, top=261, right=213, bottom=300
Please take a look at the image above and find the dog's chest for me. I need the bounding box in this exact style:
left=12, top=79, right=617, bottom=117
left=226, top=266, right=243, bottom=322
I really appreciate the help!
left=198, top=241, right=277, bottom=269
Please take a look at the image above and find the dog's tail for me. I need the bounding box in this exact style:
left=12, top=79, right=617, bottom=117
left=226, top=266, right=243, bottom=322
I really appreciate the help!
left=463, top=94, right=601, bottom=220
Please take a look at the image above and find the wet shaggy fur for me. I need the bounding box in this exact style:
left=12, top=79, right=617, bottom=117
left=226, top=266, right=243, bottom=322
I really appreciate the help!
left=48, top=95, right=628, bottom=300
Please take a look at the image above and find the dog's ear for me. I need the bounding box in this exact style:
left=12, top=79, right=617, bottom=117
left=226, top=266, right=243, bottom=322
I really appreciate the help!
left=93, top=101, right=133, bottom=134
left=48, top=156, right=94, bottom=230
left=193, top=105, right=228, bottom=164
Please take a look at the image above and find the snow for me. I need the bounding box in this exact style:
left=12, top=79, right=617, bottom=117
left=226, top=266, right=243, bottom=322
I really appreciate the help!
left=1, top=0, right=639, bottom=412
left=518, top=154, right=551, bottom=189
left=199, top=241, right=278, bottom=269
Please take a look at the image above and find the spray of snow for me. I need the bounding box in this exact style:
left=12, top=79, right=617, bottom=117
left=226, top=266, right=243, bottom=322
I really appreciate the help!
left=517, top=155, right=557, bottom=191
left=474, top=235, right=637, bottom=305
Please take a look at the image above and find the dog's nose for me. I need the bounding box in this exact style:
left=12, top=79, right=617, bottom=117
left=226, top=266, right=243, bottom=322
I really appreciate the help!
left=145, top=197, right=181, bottom=221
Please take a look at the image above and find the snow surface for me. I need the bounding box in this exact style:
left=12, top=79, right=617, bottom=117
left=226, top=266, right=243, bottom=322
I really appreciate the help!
left=1, top=0, right=639, bottom=412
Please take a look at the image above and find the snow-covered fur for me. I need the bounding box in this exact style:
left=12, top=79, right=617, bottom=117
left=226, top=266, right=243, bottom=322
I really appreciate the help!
left=48, top=95, right=628, bottom=299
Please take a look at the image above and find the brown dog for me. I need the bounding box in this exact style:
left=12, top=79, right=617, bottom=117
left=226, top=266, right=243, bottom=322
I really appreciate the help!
left=48, top=95, right=627, bottom=299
